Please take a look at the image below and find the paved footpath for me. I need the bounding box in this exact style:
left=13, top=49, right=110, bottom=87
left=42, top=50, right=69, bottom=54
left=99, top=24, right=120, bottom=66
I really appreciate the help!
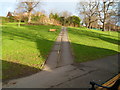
left=2, top=27, right=118, bottom=88
left=44, top=27, right=73, bottom=70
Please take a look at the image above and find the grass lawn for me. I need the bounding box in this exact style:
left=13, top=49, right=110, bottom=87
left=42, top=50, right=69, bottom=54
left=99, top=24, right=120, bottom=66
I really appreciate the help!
left=68, top=27, right=120, bottom=62
left=2, top=23, right=61, bottom=81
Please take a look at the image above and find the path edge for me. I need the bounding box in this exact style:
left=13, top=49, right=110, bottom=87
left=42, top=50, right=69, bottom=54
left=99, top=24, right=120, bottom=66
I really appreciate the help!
left=40, top=28, right=61, bottom=69
left=66, top=27, right=75, bottom=65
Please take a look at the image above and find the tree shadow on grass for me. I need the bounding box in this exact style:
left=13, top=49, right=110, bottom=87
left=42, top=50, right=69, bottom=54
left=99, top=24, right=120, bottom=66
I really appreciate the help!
left=70, top=42, right=119, bottom=62
left=2, top=38, right=55, bottom=83
left=2, top=25, right=119, bottom=83
left=35, top=38, right=54, bottom=60
left=2, top=25, right=57, bottom=82
left=2, top=60, right=41, bottom=83
left=2, top=25, right=58, bottom=61
left=2, top=42, right=119, bottom=83
left=68, top=28, right=120, bottom=45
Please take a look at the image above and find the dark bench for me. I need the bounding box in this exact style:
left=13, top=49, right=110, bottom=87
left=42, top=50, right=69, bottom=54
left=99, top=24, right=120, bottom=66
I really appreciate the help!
left=89, top=74, right=120, bottom=90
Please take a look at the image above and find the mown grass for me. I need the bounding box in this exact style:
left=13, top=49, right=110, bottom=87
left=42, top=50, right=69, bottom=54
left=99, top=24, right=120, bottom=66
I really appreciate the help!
left=2, top=23, right=61, bottom=81
left=68, top=27, right=120, bottom=62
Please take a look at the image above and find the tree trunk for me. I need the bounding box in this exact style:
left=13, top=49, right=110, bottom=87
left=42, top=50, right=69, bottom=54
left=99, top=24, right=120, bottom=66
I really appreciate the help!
left=28, top=12, right=32, bottom=23
left=102, top=22, right=105, bottom=31
left=102, top=2, right=106, bottom=31
left=18, top=20, right=21, bottom=27
left=89, top=22, right=92, bottom=29
left=88, top=18, right=91, bottom=28
left=74, top=23, right=75, bottom=27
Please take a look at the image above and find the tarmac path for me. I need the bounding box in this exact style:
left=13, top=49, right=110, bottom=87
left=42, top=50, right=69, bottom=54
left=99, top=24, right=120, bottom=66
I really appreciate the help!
left=44, top=26, right=73, bottom=70
left=2, top=27, right=118, bottom=88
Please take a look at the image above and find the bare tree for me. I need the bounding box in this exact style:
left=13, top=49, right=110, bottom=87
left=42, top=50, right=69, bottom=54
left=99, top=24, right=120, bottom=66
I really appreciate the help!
left=60, top=11, right=71, bottom=18
left=116, top=2, right=120, bottom=30
left=17, top=0, right=40, bottom=23
left=14, top=8, right=25, bottom=27
left=77, top=1, right=99, bottom=28
left=98, top=0, right=116, bottom=31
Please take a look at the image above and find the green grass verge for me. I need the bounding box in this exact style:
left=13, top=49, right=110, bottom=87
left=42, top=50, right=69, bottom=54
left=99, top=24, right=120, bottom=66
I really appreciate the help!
left=68, top=27, right=120, bottom=62
left=2, top=23, right=61, bottom=81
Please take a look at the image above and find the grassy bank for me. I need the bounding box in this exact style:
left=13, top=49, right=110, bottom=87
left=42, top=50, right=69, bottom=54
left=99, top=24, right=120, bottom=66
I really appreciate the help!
left=2, top=23, right=61, bottom=81
left=68, top=27, right=119, bottom=62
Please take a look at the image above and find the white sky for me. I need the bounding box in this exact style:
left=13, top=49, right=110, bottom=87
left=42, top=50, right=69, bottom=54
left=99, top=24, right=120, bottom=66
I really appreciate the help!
left=0, top=0, right=79, bottom=16
left=0, top=0, right=119, bottom=19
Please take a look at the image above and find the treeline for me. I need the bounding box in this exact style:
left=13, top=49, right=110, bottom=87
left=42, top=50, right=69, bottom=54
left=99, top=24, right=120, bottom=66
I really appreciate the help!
left=3, top=0, right=120, bottom=31
left=5, top=11, right=81, bottom=27
left=5, top=1, right=81, bottom=27
left=49, top=13, right=81, bottom=27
